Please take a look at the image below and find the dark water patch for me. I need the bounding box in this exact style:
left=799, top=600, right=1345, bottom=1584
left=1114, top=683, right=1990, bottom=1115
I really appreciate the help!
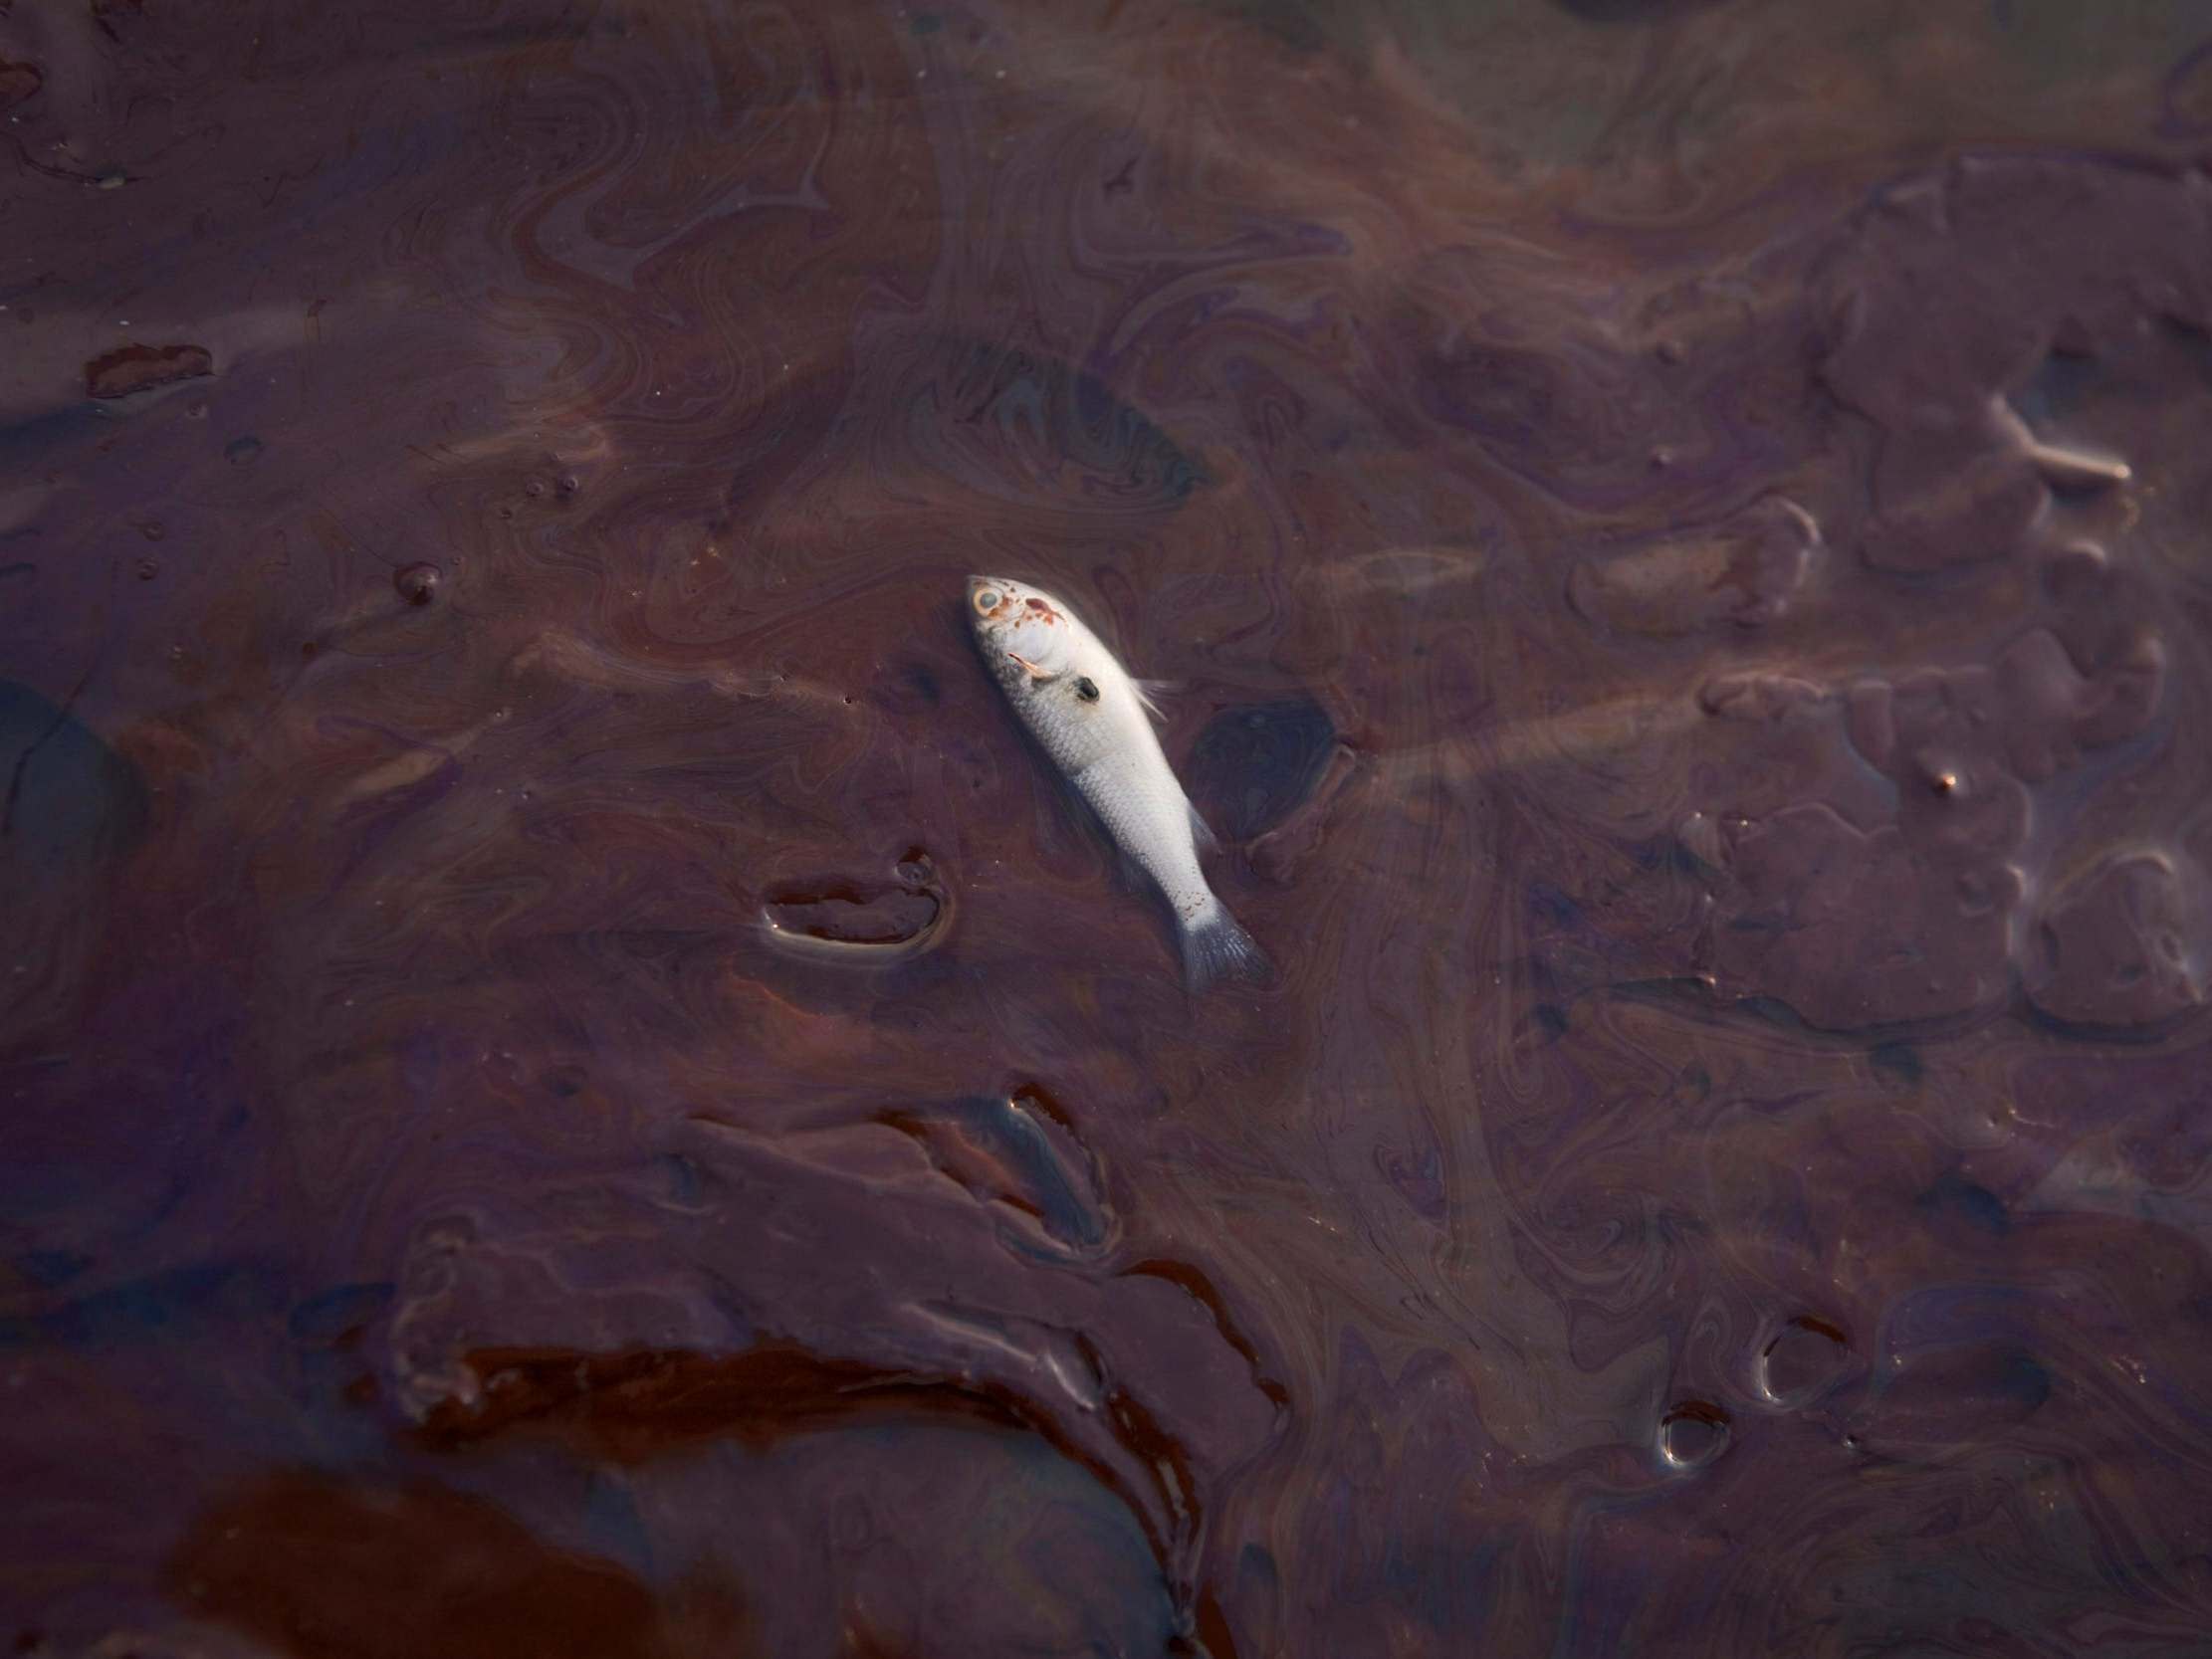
left=0, top=680, right=147, bottom=859
left=1869, top=1040, right=1922, bottom=1083
left=8, top=1249, right=93, bottom=1291
left=287, top=1282, right=396, bottom=1345
left=1918, top=1170, right=2010, bottom=1237
left=1, top=1261, right=266, bottom=1349
left=1416, top=338, right=1567, bottom=463
left=909, top=335, right=1206, bottom=515
left=2010, top=340, right=2101, bottom=429
left=0, top=406, right=113, bottom=478
left=1527, top=1001, right=1571, bottom=1042
left=1855, top=1341, right=2054, bottom=1454
left=1184, top=698, right=1337, bottom=841
left=2, top=680, right=149, bottom=1039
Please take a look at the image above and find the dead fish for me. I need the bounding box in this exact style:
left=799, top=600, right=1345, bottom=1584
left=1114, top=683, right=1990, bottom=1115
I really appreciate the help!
left=967, top=574, right=1267, bottom=991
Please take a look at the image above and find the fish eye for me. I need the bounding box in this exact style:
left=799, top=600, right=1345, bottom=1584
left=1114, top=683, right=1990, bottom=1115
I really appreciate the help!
left=1074, top=677, right=1099, bottom=703
left=974, top=588, right=1000, bottom=613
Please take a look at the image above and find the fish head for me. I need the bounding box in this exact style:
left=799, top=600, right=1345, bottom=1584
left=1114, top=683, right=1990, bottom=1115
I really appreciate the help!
left=967, top=575, right=1078, bottom=678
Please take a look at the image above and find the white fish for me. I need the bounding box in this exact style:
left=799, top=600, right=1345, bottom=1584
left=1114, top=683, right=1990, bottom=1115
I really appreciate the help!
left=967, top=574, right=1267, bottom=990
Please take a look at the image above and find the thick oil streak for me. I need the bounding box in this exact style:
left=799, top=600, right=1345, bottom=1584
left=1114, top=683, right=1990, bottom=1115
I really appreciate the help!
left=5, top=2, right=2212, bottom=1655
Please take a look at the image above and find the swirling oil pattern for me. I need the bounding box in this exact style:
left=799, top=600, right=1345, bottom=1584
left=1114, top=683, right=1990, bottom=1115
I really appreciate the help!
left=8, top=0, right=2212, bottom=1654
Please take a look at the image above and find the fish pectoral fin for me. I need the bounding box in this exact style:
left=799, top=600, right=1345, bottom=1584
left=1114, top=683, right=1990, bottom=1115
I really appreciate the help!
left=1006, top=651, right=1059, bottom=682
left=1132, top=679, right=1171, bottom=721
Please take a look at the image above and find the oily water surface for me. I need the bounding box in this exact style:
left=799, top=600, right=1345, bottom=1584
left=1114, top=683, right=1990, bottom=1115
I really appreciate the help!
left=6, top=2, right=2212, bottom=1655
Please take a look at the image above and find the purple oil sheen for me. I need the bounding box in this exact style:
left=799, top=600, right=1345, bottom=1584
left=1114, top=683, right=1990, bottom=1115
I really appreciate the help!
left=5, top=1, right=2212, bottom=1654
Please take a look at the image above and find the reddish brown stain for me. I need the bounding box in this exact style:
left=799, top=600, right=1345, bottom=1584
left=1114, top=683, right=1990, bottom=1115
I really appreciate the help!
left=0, top=57, right=43, bottom=111
left=82, top=342, right=213, bottom=399
left=163, top=1472, right=750, bottom=1659
left=417, top=1344, right=1040, bottom=1461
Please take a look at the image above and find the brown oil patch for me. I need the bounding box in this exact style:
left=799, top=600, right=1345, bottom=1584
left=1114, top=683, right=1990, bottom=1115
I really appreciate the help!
left=165, top=1471, right=752, bottom=1659
left=84, top=343, right=214, bottom=399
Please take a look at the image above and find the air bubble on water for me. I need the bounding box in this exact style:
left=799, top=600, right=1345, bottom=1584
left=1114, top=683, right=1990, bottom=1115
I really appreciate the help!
left=394, top=562, right=441, bottom=605
left=1756, top=1315, right=1851, bottom=1406
left=1657, top=1400, right=1731, bottom=1471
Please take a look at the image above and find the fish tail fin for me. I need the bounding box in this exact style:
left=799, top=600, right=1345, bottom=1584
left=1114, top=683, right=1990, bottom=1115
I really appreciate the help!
left=1180, top=901, right=1270, bottom=993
